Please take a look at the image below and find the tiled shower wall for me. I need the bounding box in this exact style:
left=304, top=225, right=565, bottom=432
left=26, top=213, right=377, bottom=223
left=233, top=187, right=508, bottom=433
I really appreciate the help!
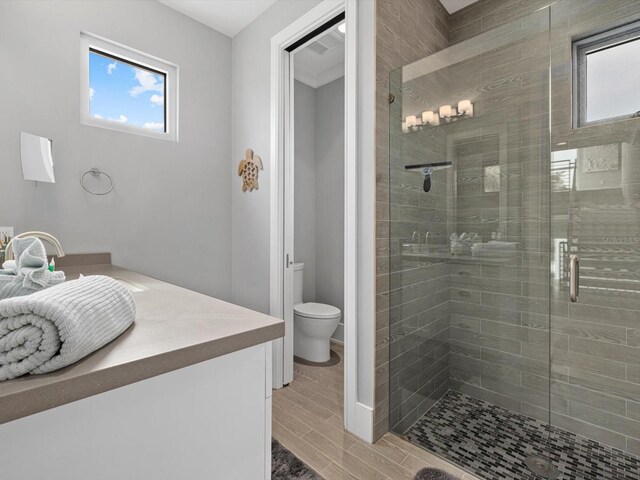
left=375, top=0, right=450, bottom=441
left=387, top=121, right=453, bottom=433
left=378, top=0, right=640, bottom=456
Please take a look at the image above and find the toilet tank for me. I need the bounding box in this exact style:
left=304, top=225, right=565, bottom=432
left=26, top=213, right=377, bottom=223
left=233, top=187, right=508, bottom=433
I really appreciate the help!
left=293, top=263, right=304, bottom=305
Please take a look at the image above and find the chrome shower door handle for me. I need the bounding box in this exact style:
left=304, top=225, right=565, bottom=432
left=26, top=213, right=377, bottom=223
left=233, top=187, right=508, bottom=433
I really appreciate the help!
left=569, top=255, right=579, bottom=303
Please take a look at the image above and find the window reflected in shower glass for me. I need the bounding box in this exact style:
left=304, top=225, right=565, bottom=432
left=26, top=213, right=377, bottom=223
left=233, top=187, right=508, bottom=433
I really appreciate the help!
left=574, top=21, right=640, bottom=127
left=551, top=150, right=576, bottom=192
left=484, top=165, right=500, bottom=192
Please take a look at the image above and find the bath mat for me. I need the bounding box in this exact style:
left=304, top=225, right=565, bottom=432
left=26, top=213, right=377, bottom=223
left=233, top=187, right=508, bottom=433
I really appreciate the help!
left=272, top=439, right=321, bottom=480
left=414, top=467, right=460, bottom=480
left=294, top=349, right=340, bottom=367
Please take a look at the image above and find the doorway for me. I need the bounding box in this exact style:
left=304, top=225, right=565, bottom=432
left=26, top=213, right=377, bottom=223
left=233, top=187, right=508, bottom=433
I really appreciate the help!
left=290, top=18, right=346, bottom=354
left=270, top=0, right=369, bottom=440
left=285, top=14, right=345, bottom=382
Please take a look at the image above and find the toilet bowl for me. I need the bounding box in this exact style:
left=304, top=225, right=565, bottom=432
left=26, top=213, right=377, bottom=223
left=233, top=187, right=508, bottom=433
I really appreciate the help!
left=294, top=302, right=341, bottom=363
left=292, top=263, right=341, bottom=363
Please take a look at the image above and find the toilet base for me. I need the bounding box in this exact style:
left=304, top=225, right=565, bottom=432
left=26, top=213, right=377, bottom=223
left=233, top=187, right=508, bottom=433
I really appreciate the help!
left=294, top=334, right=331, bottom=363
left=294, top=349, right=340, bottom=367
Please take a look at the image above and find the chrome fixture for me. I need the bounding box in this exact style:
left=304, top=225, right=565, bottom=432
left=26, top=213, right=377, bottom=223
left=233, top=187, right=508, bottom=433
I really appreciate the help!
left=569, top=254, right=579, bottom=302
left=525, top=455, right=559, bottom=479
left=403, top=100, right=474, bottom=132
left=4, top=231, right=65, bottom=262
left=81, top=168, right=114, bottom=196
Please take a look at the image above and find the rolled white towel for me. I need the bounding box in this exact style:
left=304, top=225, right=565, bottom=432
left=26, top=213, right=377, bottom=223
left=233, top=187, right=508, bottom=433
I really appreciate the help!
left=0, top=275, right=135, bottom=381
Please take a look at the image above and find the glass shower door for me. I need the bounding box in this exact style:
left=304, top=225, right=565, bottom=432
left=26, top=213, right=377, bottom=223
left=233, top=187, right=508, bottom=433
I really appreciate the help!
left=388, top=7, right=554, bottom=479
left=548, top=1, right=640, bottom=476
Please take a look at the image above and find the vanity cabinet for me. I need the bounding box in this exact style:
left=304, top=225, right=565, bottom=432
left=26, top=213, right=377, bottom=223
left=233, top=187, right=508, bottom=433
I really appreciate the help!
left=0, top=264, right=282, bottom=480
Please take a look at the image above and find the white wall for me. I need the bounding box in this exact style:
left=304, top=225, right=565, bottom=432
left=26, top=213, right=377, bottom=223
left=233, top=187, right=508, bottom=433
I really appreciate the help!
left=231, top=0, right=377, bottom=417
left=293, top=77, right=345, bottom=340
left=355, top=0, right=377, bottom=411
left=0, top=0, right=232, bottom=299
left=230, top=0, right=322, bottom=313
left=1, top=0, right=378, bottom=431
left=293, top=81, right=317, bottom=302
left=315, top=77, right=345, bottom=341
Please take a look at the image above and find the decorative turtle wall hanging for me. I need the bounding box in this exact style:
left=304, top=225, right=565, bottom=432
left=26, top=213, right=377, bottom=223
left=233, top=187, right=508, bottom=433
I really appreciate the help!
left=238, top=148, right=263, bottom=192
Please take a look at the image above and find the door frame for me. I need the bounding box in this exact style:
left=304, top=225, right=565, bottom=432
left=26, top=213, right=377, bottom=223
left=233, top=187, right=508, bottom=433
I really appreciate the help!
left=269, top=0, right=364, bottom=438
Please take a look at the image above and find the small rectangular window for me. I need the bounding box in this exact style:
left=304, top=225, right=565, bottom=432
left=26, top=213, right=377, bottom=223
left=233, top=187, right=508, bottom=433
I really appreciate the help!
left=80, top=33, right=178, bottom=141
left=573, top=21, right=640, bottom=128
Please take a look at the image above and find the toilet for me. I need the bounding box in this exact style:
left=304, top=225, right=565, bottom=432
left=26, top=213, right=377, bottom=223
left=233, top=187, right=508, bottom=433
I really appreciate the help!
left=293, top=263, right=341, bottom=363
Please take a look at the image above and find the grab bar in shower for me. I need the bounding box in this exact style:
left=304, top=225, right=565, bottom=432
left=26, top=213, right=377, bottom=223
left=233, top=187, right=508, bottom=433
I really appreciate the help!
left=569, top=255, right=579, bottom=303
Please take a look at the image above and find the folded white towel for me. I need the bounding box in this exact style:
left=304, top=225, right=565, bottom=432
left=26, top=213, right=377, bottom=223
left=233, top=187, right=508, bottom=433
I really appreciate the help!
left=487, top=241, right=517, bottom=249
left=0, top=275, right=135, bottom=381
left=471, top=242, right=518, bottom=257
left=0, top=237, right=65, bottom=300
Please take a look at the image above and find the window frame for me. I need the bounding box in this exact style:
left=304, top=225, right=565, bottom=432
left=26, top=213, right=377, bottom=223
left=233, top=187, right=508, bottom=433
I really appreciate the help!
left=572, top=20, right=640, bottom=129
left=80, top=32, right=179, bottom=141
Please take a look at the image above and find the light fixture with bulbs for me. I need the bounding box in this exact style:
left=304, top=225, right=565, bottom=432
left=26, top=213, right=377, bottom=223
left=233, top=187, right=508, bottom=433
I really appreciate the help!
left=402, top=99, right=474, bottom=133
left=338, top=22, right=346, bottom=34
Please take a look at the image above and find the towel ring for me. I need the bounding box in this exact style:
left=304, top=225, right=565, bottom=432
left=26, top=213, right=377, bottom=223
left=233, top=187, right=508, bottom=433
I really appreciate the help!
left=81, top=168, right=114, bottom=196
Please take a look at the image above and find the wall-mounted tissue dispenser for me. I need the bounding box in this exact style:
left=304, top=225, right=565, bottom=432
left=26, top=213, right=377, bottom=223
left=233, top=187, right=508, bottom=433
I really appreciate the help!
left=20, top=132, right=55, bottom=183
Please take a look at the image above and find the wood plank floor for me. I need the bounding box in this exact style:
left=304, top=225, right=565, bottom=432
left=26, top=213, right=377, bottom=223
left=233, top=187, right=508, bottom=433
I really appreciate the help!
left=272, top=343, right=481, bottom=480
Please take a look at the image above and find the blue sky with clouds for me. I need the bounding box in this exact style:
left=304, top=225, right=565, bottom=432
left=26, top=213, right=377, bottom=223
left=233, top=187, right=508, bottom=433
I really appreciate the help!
left=89, top=51, right=165, bottom=132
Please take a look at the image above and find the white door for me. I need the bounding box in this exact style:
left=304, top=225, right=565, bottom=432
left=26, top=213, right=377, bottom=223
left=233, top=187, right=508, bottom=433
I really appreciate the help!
left=282, top=51, right=295, bottom=386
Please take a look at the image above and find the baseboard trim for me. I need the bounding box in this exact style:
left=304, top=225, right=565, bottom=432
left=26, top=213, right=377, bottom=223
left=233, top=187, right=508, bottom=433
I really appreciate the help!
left=350, top=401, right=374, bottom=443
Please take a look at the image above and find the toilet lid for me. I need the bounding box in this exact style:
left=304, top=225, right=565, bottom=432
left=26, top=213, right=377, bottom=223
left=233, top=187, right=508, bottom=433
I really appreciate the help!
left=294, top=302, right=341, bottom=319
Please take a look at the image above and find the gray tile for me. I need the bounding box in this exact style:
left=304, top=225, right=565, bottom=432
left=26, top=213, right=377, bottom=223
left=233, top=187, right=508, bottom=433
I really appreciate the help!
left=407, top=390, right=639, bottom=478
left=451, top=326, right=522, bottom=355
left=568, top=401, right=640, bottom=439
left=553, top=317, right=627, bottom=345
left=629, top=329, right=640, bottom=347
left=628, top=400, right=640, bottom=422
left=569, top=336, right=640, bottom=366
left=552, top=348, right=627, bottom=380
left=481, top=319, right=549, bottom=345
left=628, top=437, right=640, bottom=457
left=568, top=368, right=640, bottom=403
left=550, top=411, right=627, bottom=451
left=481, top=292, right=549, bottom=315
left=451, top=300, right=521, bottom=325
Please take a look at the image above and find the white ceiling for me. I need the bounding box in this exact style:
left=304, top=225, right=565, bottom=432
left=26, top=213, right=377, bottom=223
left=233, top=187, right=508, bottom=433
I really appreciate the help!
left=157, top=1, right=480, bottom=38
left=440, top=0, right=479, bottom=13
left=294, top=27, right=344, bottom=89
left=157, top=0, right=278, bottom=38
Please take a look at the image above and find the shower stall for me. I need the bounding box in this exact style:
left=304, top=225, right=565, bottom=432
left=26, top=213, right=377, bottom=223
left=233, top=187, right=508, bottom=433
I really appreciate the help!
left=387, top=1, right=640, bottom=478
